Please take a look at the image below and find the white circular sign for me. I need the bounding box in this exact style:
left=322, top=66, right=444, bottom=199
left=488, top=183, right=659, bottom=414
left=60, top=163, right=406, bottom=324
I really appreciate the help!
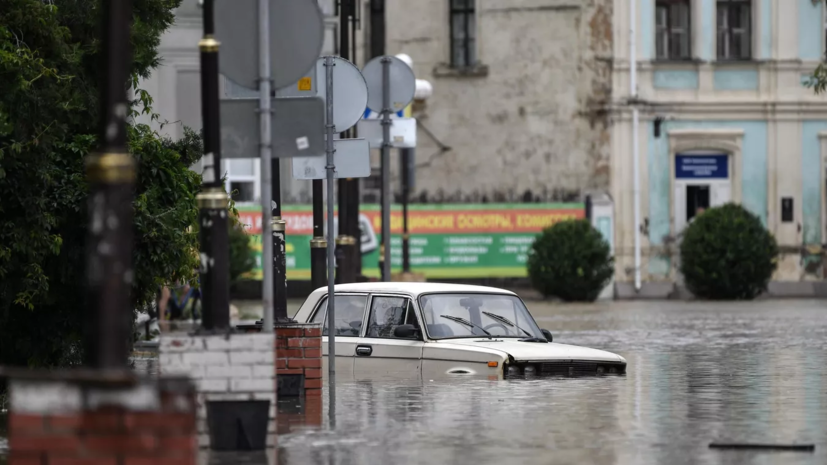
left=362, top=56, right=416, bottom=114
left=315, top=57, right=369, bottom=132
left=215, top=0, right=324, bottom=90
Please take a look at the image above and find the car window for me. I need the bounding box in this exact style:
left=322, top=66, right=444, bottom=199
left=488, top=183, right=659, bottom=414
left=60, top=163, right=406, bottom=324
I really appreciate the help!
left=312, top=294, right=368, bottom=337
left=366, top=296, right=419, bottom=339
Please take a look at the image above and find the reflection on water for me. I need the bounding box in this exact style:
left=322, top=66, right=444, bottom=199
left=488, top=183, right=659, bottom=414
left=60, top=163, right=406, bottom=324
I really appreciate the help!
left=2, top=300, right=827, bottom=465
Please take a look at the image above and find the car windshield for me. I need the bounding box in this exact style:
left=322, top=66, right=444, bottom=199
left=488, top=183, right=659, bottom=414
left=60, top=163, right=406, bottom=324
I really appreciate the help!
left=418, top=293, right=544, bottom=340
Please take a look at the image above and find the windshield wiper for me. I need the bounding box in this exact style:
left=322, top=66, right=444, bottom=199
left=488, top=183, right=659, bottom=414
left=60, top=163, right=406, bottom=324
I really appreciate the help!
left=440, top=315, right=492, bottom=338
left=481, top=311, right=544, bottom=341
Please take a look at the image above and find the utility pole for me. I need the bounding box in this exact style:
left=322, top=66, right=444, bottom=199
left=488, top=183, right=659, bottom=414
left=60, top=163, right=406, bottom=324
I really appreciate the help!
left=197, top=0, right=231, bottom=332
left=336, top=0, right=357, bottom=284
left=86, top=0, right=134, bottom=369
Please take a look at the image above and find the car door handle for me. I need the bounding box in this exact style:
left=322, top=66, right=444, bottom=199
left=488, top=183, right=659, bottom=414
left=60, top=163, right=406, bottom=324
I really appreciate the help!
left=355, top=345, right=373, bottom=356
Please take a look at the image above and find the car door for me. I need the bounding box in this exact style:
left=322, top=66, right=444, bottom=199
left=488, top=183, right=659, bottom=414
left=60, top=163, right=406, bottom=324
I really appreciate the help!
left=309, top=293, right=369, bottom=381
left=353, top=294, right=424, bottom=380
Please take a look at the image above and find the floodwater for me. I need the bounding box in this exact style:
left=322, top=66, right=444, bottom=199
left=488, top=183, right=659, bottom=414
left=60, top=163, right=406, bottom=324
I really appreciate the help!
left=3, top=299, right=827, bottom=465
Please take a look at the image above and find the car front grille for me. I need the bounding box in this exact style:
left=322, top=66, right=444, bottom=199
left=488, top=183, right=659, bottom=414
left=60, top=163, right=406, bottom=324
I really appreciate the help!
left=533, top=360, right=626, bottom=376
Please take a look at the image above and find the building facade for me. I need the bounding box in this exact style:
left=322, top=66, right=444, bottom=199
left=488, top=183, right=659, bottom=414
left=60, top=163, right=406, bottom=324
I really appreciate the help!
left=612, top=0, right=827, bottom=294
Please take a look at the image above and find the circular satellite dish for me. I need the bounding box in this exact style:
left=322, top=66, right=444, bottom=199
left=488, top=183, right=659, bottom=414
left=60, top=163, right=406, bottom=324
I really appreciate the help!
left=362, top=56, right=416, bottom=114
left=315, top=57, right=368, bottom=132
left=215, top=0, right=324, bottom=90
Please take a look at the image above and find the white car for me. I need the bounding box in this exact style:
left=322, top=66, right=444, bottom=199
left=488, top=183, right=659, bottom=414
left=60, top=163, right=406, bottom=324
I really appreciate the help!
left=293, top=282, right=627, bottom=379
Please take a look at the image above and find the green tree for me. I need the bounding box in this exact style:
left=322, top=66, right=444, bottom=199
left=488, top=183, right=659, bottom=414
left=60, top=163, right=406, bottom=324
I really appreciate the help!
left=809, top=0, right=827, bottom=92
left=679, top=204, right=778, bottom=300
left=527, top=219, right=614, bottom=302
left=0, top=0, right=203, bottom=367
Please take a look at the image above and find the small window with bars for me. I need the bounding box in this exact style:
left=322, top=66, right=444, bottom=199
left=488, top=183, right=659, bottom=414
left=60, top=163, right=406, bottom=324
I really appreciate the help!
left=450, top=0, right=477, bottom=68
left=717, top=0, right=752, bottom=60
left=655, top=0, right=691, bottom=60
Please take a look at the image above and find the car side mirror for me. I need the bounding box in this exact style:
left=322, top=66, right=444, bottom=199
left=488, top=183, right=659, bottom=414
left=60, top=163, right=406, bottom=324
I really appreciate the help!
left=393, top=324, right=420, bottom=339
left=541, top=329, right=553, bottom=342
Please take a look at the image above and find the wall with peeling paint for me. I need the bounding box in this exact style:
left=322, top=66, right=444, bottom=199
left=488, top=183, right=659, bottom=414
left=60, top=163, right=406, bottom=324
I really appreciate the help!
left=381, top=0, right=613, bottom=203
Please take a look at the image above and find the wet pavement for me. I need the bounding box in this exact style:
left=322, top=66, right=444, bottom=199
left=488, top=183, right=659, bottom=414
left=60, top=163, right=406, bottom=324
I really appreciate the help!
left=3, top=299, right=827, bottom=465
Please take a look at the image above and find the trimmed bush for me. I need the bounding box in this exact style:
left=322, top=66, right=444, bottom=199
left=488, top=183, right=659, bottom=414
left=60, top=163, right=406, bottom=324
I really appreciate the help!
left=679, top=203, right=778, bottom=300
left=527, top=219, right=614, bottom=302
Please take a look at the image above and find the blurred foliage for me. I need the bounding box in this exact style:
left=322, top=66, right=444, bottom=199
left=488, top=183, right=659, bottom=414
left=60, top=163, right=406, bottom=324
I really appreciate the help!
left=527, top=219, right=614, bottom=302
left=0, top=0, right=211, bottom=368
left=679, top=204, right=778, bottom=300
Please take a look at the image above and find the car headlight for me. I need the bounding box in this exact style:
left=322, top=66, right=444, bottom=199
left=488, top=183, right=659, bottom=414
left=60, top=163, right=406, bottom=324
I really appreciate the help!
left=507, top=365, right=521, bottom=376
left=523, top=365, right=537, bottom=376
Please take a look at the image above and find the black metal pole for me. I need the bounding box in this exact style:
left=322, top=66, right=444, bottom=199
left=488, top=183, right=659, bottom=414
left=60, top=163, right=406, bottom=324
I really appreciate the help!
left=349, top=1, right=363, bottom=281
left=311, top=180, right=327, bottom=290
left=197, top=0, right=230, bottom=331
left=86, top=0, right=134, bottom=370
left=272, top=159, right=289, bottom=321
left=401, top=148, right=412, bottom=273
left=336, top=0, right=356, bottom=285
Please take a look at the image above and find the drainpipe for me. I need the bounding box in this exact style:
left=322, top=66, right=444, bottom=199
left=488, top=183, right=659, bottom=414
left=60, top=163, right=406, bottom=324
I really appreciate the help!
left=630, top=0, right=642, bottom=292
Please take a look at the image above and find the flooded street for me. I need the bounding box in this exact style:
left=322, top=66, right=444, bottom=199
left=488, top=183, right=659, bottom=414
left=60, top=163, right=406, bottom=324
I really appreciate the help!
left=4, top=299, right=827, bottom=465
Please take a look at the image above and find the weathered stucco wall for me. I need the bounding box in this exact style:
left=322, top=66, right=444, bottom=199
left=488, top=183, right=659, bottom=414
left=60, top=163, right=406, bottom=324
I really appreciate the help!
left=385, top=0, right=613, bottom=203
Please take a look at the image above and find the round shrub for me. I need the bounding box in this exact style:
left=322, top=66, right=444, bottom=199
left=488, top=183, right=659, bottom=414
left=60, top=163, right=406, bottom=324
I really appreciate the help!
left=527, top=219, right=614, bottom=302
left=679, top=203, right=778, bottom=300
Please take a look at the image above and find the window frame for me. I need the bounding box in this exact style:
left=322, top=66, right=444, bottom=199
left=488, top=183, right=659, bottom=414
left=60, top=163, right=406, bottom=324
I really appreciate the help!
left=449, top=0, right=477, bottom=68
left=222, top=158, right=259, bottom=206
left=309, top=292, right=370, bottom=338
left=364, top=293, right=423, bottom=340
left=716, top=0, right=752, bottom=61
left=655, top=0, right=693, bottom=61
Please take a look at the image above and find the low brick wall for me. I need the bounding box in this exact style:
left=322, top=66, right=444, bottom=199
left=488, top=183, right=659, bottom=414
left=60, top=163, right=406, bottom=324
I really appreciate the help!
left=274, top=325, right=322, bottom=399
left=6, top=374, right=196, bottom=465
left=159, top=333, right=276, bottom=449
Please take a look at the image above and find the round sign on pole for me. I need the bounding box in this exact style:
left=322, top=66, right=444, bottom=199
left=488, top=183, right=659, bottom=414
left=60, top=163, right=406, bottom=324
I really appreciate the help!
left=362, top=56, right=416, bottom=113
left=315, top=57, right=368, bottom=132
left=214, top=0, right=324, bottom=90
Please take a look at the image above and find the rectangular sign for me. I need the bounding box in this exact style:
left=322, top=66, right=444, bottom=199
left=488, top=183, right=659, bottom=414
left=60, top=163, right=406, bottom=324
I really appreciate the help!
left=291, top=138, right=371, bottom=180
left=235, top=203, right=584, bottom=280
left=675, top=154, right=729, bottom=179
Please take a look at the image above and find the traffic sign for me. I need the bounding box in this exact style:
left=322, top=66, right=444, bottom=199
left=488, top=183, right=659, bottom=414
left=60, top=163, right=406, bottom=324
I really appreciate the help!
left=291, top=138, right=370, bottom=179
left=356, top=118, right=417, bottom=148
left=362, top=56, right=416, bottom=113
left=220, top=97, right=325, bottom=158
left=214, top=0, right=324, bottom=90
left=314, top=57, right=368, bottom=131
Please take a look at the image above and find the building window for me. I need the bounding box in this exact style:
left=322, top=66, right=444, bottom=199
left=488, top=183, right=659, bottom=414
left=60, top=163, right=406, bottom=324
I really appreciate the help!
left=450, top=0, right=476, bottom=67
left=717, top=0, right=751, bottom=60
left=655, top=0, right=691, bottom=60
left=223, top=159, right=258, bottom=204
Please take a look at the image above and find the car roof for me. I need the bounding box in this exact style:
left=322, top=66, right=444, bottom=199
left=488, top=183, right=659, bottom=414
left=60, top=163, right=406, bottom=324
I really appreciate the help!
left=308, top=282, right=518, bottom=298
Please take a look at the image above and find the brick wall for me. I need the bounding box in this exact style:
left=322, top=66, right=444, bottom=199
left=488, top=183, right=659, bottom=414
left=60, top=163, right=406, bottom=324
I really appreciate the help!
left=274, top=325, right=322, bottom=399
left=7, top=376, right=196, bottom=465
left=159, top=333, right=276, bottom=449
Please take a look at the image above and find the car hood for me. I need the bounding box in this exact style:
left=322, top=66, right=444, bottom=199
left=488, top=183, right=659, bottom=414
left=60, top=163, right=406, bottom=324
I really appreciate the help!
left=434, top=339, right=625, bottom=363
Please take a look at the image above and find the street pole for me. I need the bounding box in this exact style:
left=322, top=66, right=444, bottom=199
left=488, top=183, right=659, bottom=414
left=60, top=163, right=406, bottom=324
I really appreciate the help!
left=336, top=0, right=356, bottom=285
left=401, top=148, right=413, bottom=273
left=259, top=0, right=274, bottom=333
left=323, top=56, right=337, bottom=382
left=311, top=179, right=327, bottom=290
left=86, top=0, right=134, bottom=369
left=272, top=160, right=288, bottom=321
left=197, top=0, right=230, bottom=332
left=380, top=57, right=392, bottom=282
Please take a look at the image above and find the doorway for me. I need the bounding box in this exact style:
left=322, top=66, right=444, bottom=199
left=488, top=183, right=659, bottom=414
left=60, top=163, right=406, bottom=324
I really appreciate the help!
left=686, top=185, right=710, bottom=223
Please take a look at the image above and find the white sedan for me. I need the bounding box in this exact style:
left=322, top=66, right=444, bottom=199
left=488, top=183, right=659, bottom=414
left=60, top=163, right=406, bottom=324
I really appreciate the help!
left=293, top=282, right=627, bottom=379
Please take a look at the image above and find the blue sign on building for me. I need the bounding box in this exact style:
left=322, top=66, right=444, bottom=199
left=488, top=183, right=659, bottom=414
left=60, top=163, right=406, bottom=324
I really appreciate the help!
left=675, top=154, right=729, bottom=179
